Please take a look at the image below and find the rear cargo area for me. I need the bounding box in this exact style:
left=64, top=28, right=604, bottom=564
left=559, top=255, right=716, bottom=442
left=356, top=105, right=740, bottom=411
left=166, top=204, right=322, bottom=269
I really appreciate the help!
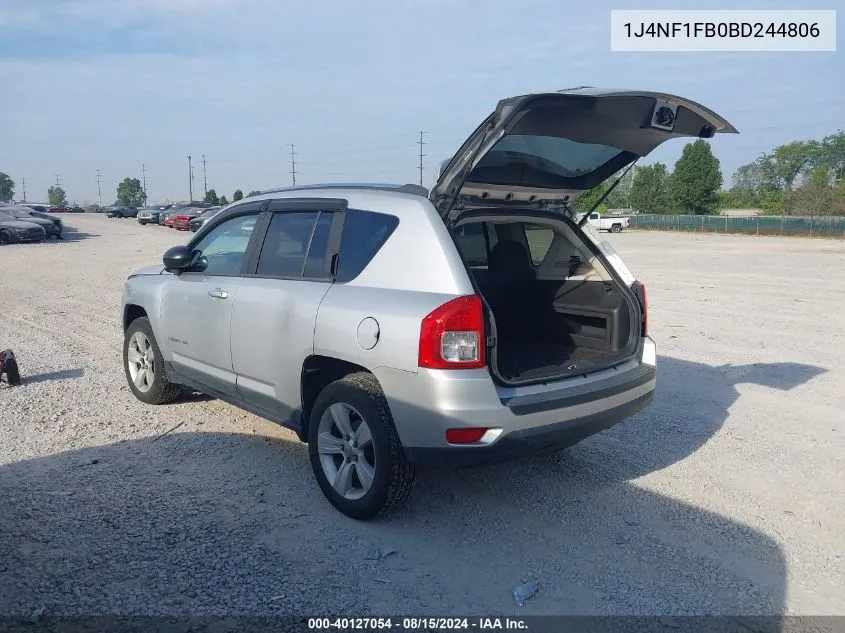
left=454, top=216, right=638, bottom=384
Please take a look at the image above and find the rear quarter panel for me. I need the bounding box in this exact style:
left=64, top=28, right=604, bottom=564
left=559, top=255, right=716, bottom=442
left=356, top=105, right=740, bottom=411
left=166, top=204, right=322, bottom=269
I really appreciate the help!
left=313, top=197, right=474, bottom=374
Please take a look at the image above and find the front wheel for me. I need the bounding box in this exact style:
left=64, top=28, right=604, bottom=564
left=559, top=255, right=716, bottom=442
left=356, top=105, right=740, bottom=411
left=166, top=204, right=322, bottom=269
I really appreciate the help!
left=0, top=230, right=12, bottom=245
left=123, top=317, right=181, bottom=405
left=308, top=373, right=416, bottom=520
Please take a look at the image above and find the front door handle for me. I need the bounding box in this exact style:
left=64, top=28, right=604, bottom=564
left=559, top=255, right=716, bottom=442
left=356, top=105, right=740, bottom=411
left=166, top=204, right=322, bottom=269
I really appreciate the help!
left=208, top=288, right=229, bottom=299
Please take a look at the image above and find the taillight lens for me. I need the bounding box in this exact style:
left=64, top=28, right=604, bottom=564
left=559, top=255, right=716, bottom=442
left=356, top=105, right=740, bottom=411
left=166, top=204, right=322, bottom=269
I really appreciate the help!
left=419, top=295, right=485, bottom=369
left=634, top=282, right=648, bottom=336
left=446, top=428, right=488, bottom=444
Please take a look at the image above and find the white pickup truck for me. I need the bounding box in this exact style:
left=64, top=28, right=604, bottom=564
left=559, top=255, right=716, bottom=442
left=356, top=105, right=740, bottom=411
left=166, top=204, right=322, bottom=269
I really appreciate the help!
left=586, top=212, right=630, bottom=233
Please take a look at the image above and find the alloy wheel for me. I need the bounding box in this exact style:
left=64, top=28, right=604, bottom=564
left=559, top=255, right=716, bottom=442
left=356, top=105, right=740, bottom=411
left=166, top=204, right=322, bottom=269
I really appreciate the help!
left=126, top=331, right=156, bottom=393
left=317, top=402, right=376, bottom=500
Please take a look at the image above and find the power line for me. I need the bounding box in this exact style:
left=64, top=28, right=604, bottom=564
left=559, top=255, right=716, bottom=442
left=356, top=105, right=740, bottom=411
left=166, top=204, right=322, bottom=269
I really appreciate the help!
left=290, top=144, right=297, bottom=186
left=202, top=154, right=208, bottom=197
left=187, top=155, right=193, bottom=201
left=417, top=131, right=426, bottom=187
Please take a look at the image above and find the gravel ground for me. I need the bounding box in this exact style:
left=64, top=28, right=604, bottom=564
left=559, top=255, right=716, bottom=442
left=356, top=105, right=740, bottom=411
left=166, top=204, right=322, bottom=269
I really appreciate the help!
left=1, top=215, right=843, bottom=617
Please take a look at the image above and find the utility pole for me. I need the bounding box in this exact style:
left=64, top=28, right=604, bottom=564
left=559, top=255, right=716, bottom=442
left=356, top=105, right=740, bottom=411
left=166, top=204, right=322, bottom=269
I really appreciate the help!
left=187, top=155, right=193, bottom=201
left=96, top=170, right=103, bottom=208
left=55, top=174, right=61, bottom=187
left=417, top=131, right=426, bottom=187
left=21, top=177, right=26, bottom=202
left=290, top=144, right=297, bottom=186
left=141, top=163, right=148, bottom=201
left=202, top=154, right=208, bottom=197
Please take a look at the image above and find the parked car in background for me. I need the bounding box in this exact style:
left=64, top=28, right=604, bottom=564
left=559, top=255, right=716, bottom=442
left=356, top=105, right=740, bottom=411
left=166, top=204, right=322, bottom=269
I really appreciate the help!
left=159, top=201, right=214, bottom=226
left=189, top=206, right=224, bottom=232
left=586, top=212, right=630, bottom=233
left=1, top=204, right=62, bottom=239
left=20, top=204, right=65, bottom=227
left=0, top=209, right=47, bottom=244
left=21, top=203, right=50, bottom=213
left=48, top=205, right=70, bottom=213
left=107, top=205, right=138, bottom=218
left=137, top=205, right=172, bottom=225
left=170, top=207, right=212, bottom=231
left=68, top=206, right=85, bottom=214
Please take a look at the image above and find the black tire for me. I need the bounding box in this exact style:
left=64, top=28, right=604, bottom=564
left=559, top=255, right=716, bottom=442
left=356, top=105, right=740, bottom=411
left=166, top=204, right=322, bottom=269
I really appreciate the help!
left=610, top=224, right=622, bottom=233
left=0, top=230, right=12, bottom=245
left=123, top=317, right=181, bottom=405
left=308, top=372, right=416, bottom=520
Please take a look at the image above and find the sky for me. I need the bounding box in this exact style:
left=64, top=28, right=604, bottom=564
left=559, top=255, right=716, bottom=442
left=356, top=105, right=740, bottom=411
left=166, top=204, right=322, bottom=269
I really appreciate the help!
left=0, top=0, right=842, bottom=205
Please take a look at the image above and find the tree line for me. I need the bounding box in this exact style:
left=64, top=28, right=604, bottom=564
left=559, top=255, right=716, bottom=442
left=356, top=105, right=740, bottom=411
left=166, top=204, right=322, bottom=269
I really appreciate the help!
left=575, top=131, right=845, bottom=217
left=0, top=172, right=246, bottom=210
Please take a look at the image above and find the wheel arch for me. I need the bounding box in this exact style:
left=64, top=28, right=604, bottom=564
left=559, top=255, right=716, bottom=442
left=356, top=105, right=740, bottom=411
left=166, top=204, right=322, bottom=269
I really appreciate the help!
left=300, top=355, right=380, bottom=438
left=123, top=304, right=148, bottom=331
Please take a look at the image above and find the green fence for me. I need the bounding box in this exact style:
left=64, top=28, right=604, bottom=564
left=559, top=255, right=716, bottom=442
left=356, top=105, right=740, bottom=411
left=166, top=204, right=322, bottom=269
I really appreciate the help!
left=629, top=214, right=845, bottom=238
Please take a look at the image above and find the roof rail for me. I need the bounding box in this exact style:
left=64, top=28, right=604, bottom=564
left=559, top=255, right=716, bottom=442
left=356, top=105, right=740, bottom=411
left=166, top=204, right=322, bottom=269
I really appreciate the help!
left=246, top=183, right=429, bottom=198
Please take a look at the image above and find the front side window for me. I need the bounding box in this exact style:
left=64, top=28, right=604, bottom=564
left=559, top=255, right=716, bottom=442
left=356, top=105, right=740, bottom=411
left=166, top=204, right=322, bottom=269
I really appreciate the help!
left=190, top=213, right=259, bottom=276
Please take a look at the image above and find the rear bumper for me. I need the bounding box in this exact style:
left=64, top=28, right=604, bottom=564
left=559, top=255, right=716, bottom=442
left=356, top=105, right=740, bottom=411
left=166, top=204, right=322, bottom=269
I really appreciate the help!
left=375, top=337, right=657, bottom=468
left=405, top=391, right=652, bottom=467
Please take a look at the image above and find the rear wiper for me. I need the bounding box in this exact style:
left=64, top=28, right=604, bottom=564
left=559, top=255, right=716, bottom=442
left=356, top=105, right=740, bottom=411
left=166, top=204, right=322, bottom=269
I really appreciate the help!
left=577, top=160, right=638, bottom=227
left=441, top=121, right=496, bottom=221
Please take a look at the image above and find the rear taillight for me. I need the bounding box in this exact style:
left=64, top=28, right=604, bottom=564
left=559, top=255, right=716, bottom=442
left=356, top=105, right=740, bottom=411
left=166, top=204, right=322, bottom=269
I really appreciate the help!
left=634, top=282, right=648, bottom=336
left=418, top=295, right=485, bottom=369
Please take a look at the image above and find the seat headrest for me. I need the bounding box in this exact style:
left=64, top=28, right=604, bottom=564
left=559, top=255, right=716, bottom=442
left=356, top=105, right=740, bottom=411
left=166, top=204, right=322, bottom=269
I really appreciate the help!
left=489, top=241, right=534, bottom=284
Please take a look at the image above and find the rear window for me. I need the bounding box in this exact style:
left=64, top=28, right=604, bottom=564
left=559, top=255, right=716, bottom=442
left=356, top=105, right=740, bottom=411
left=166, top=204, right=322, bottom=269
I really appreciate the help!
left=468, top=134, right=634, bottom=190
left=336, top=209, right=399, bottom=282
left=479, top=135, right=623, bottom=178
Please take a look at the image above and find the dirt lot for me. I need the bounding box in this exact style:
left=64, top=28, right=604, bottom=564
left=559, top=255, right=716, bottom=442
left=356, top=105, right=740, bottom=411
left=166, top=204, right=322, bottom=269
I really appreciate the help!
left=1, top=215, right=843, bottom=617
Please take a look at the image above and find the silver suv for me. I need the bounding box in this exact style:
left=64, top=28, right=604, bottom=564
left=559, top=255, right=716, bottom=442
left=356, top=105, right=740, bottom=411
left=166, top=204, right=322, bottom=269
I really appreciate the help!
left=121, top=88, right=736, bottom=519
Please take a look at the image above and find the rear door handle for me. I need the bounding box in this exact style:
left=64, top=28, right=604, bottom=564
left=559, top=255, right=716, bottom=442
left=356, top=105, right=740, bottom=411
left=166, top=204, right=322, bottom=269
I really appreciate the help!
left=208, top=288, right=229, bottom=299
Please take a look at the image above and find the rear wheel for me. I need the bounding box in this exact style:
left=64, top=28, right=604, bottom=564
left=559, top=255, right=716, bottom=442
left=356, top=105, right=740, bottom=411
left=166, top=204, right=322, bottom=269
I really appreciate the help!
left=308, top=373, right=415, bottom=520
left=0, top=230, right=12, bottom=245
left=610, top=224, right=622, bottom=233
left=123, top=317, right=181, bottom=405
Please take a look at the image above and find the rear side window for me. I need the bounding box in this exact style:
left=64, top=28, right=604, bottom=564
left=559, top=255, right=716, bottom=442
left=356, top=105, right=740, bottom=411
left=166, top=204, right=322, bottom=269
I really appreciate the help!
left=256, top=211, right=322, bottom=278
left=453, top=222, right=498, bottom=267
left=524, top=224, right=554, bottom=265
left=336, top=209, right=399, bottom=282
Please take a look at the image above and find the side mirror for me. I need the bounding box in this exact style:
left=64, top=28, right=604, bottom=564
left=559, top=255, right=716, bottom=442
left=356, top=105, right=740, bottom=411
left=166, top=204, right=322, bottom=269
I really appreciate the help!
left=163, top=245, right=194, bottom=273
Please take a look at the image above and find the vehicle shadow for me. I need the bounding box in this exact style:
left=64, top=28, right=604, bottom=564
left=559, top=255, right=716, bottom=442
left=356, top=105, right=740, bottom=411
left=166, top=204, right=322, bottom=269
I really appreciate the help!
left=55, top=228, right=99, bottom=242
left=0, top=357, right=818, bottom=620
left=551, top=357, right=828, bottom=481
